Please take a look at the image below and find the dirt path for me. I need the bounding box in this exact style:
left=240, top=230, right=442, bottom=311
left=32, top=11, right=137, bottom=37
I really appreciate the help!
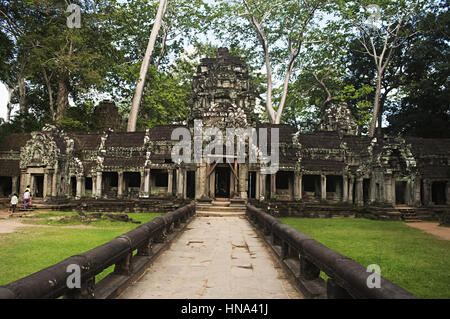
left=0, top=218, right=96, bottom=234
left=406, top=222, right=450, bottom=241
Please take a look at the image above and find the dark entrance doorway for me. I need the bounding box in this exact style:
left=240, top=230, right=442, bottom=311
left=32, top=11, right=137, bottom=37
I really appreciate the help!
left=395, top=181, right=407, bottom=204
left=363, top=178, right=370, bottom=204
left=215, top=166, right=230, bottom=198
left=186, top=171, right=195, bottom=199
left=71, top=176, right=77, bottom=197
left=34, top=175, right=44, bottom=198
left=248, top=172, right=256, bottom=199
left=432, top=181, right=447, bottom=205
left=0, top=176, right=12, bottom=197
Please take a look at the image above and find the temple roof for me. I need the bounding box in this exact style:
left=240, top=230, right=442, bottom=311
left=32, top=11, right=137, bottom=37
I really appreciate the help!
left=148, top=125, right=187, bottom=141
left=73, top=134, right=102, bottom=151
left=406, top=137, right=450, bottom=156
left=418, top=165, right=450, bottom=179
left=0, top=133, right=31, bottom=152
left=105, top=132, right=146, bottom=148
left=0, top=159, right=20, bottom=176
left=298, top=131, right=342, bottom=149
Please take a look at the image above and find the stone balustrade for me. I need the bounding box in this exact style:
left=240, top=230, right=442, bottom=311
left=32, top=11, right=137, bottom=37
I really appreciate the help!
left=0, top=203, right=195, bottom=299
left=246, top=204, right=416, bottom=299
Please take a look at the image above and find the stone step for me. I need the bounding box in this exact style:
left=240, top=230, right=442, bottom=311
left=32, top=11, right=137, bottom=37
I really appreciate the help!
left=196, top=211, right=245, bottom=217
left=401, top=213, right=418, bottom=217
left=404, top=219, right=423, bottom=223
left=214, top=197, right=230, bottom=202
left=196, top=205, right=246, bottom=212
left=387, top=211, right=402, bottom=216
left=211, top=200, right=231, bottom=207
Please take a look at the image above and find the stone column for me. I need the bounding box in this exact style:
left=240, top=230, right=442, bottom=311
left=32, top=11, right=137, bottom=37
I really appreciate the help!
left=96, top=171, right=102, bottom=199
left=81, top=176, right=86, bottom=198
left=76, top=175, right=82, bottom=200
left=52, top=169, right=58, bottom=197
left=44, top=170, right=53, bottom=200
left=384, top=174, right=393, bottom=204
left=342, top=176, right=348, bottom=202
left=239, top=164, right=248, bottom=199
left=391, top=178, right=396, bottom=205
left=294, top=172, right=302, bottom=201
left=167, top=169, right=173, bottom=196
left=356, top=177, right=363, bottom=206
left=369, top=176, right=376, bottom=204
left=20, top=169, right=27, bottom=195
left=259, top=173, right=266, bottom=201
left=255, top=171, right=260, bottom=200
left=176, top=167, right=184, bottom=199
left=270, top=174, right=276, bottom=200
left=139, top=170, right=145, bottom=197
left=11, top=176, right=19, bottom=196
left=43, top=173, right=48, bottom=199
left=406, top=179, right=413, bottom=205
left=422, top=179, right=431, bottom=205
left=27, top=173, right=32, bottom=192
left=117, top=171, right=124, bottom=199
left=144, top=168, right=150, bottom=197
left=413, top=176, right=421, bottom=206
left=348, top=177, right=354, bottom=204
left=321, top=175, right=327, bottom=201
left=92, top=175, right=97, bottom=198
left=195, top=164, right=203, bottom=200
left=183, top=170, right=187, bottom=199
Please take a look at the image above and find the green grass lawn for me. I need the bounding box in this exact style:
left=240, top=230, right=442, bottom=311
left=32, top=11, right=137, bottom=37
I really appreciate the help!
left=0, top=211, right=163, bottom=286
left=279, top=217, right=450, bottom=299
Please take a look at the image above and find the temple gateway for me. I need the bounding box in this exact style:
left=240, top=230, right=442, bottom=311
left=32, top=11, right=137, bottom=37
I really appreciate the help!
left=0, top=48, right=449, bottom=216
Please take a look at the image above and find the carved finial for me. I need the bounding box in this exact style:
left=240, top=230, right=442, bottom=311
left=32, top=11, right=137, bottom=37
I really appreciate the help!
left=218, top=47, right=230, bottom=57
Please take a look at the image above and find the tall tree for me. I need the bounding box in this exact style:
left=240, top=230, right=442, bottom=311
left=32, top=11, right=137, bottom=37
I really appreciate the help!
left=341, top=0, right=422, bottom=137
left=127, top=0, right=168, bottom=132
left=214, top=0, right=335, bottom=124
left=0, top=0, right=120, bottom=123
left=386, top=0, right=450, bottom=137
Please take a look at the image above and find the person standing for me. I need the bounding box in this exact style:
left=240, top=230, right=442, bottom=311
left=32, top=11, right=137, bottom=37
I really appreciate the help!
left=10, top=193, right=18, bottom=213
left=24, top=186, right=31, bottom=210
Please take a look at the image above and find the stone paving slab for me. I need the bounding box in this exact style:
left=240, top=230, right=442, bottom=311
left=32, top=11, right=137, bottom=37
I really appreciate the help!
left=118, top=216, right=303, bottom=299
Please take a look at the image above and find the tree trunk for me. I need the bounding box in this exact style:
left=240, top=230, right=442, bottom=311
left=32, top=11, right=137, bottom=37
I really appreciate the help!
left=17, top=77, right=26, bottom=129
left=43, top=69, right=55, bottom=121
left=275, top=56, right=296, bottom=124
left=264, top=52, right=275, bottom=123
left=56, top=75, right=69, bottom=121
left=369, top=71, right=383, bottom=137
left=5, top=84, right=16, bottom=123
left=127, top=0, right=168, bottom=132
left=18, top=77, right=26, bottom=115
left=377, top=96, right=385, bottom=136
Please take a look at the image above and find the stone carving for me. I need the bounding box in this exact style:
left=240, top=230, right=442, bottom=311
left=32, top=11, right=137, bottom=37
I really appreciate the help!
left=20, top=131, right=60, bottom=168
left=69, top=157, right=84, bottom=176
left=320, top=102, right=358, bottom=136
left=1, top=50, right=446, bottom=207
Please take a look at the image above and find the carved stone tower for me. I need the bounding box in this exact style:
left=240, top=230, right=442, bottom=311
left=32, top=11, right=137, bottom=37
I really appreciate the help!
left=190, top=47, right=257, bottom=129
left=92, top=100, right=122, bottom=132
left=320, top=102, right=358, bottom=136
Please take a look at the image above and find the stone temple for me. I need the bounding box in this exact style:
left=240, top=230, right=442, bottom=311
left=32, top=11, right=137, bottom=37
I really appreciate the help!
left=0, top=48, right=449, bottom=217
